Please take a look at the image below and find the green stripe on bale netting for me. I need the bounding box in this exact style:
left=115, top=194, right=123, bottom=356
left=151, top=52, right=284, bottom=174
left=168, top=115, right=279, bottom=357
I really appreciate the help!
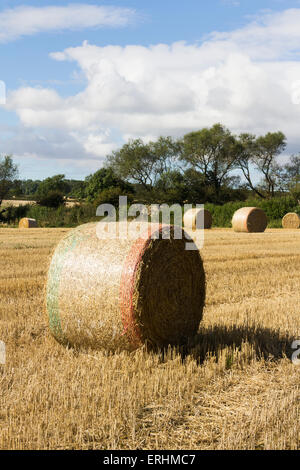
left=46, top=226, right=89, bottom=339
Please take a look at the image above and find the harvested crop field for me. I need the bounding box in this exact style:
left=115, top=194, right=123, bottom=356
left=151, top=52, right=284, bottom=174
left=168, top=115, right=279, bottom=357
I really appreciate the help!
left=0, top=228, right=300, bottom=450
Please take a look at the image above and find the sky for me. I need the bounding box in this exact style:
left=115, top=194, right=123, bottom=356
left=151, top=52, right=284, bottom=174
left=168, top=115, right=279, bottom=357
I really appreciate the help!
left=1, top=0, right=300, bottom=180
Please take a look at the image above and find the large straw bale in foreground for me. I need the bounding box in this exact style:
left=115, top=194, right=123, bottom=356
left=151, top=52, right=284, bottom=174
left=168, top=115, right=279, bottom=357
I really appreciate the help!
left=19, top=218, right=37, bottom=228
left=282, top=212, right=300, bottom=229
left=184, top=208, right=212, bottom=230
left=232, top=207, right=267, bottom=233
left=46, top=222, right=206, bottom=351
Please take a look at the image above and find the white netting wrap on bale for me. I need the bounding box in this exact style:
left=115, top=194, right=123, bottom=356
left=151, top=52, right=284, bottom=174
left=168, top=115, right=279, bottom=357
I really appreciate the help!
left=46, top=222, right=206, bottom=351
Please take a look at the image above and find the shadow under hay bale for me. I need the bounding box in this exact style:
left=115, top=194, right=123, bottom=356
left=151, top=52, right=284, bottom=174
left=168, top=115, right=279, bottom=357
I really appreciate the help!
left=19, top=217, right=38, bottom=229
left=46, top=222, right=206, bottom=351
left=158, top=324, right=294, bottom=365
left=282, top=212, right=300, bottom=229
left=232, top=207, right=267, bottom=233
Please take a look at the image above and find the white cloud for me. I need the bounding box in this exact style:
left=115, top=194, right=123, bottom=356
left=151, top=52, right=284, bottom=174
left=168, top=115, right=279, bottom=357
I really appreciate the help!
left=208, top=8, right=300, bottom=60
left=0, top=80, right=5, bottom=105
left=0, top=4, right=136, bottom=43
left=4, top=8, right=300, bottom=175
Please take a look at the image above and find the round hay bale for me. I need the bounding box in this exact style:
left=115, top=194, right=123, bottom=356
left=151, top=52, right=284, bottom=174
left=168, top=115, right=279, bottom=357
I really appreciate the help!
left=46, top=222, right=206, bottom=351
left=19, top=217, right=38, bottom=229
left=282, top=212, right=300, bottom=229
left=184, top=208, right=212, bottom=230
left=232, top=207, right=267, bottom=233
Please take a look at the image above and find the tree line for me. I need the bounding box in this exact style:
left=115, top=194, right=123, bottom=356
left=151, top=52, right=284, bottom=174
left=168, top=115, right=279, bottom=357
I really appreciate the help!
left=1, top=123, right=300, bottom=209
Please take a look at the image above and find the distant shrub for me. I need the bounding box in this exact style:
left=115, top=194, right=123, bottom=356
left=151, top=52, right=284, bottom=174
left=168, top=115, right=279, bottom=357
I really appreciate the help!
left=206, top=196, right=299, bottom=227
left=85, top=168, right=134, bottom=202
left=254, top=196, right=298, bottom=220
left=3, top=194, right=300, bottom=228
left=94, top=187, right=135, bottom=207
left=1, top=204, right=29, bottom=224
left=36, top=191, right=65, bottom=208
left=205, top=201, right=245, bottom=227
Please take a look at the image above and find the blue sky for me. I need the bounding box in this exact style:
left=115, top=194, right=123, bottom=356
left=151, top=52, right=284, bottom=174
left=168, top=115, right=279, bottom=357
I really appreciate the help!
left=1, top=0, right=300, bottom=180
left=3, top=0, right=300, bottom=93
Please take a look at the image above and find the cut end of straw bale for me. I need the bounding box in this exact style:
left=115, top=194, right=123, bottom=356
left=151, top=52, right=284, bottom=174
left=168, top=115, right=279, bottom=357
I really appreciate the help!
left=19, top=218, right=38, bottom=229
left=184, top=208, right=212, bottom=230
left=46, top=223, right=206, bottom=351
left=232, top=207, right=267, bottom=233
left=282, top=212, right=300, bottom=229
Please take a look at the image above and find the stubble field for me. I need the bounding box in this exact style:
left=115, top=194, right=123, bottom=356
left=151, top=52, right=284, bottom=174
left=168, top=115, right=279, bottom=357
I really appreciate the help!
left=0, top=227, right=299, bottom=450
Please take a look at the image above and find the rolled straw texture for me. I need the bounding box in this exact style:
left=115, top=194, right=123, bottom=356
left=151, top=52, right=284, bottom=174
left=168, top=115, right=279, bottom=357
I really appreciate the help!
left=19, top=218, right=38, bottom=228
left=184, top=208, right=212, bottom=230
left=232, top=207, right=267, bottom=233
left=46, top=222, right=206, bottom=351
left=282, top=212, right=300, bottom=229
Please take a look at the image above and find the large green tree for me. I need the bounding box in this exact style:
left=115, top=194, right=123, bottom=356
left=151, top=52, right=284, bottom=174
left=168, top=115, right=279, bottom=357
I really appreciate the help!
left=280, top=154, right=300, bottom=197
left=181, top=123, right=241, bottom=200
left=237, top=131, right=286, bottom=198
left=154, top=170, right=188, bottom=204
left=254, top=132, right=286, bottom=197
left=236, top=133, right=265, bottom=198
left=36, top=174, right=71, bottom=199
left=23, top=179, right=41, bottom=196
left=85, top=167, right=134, bottom=202
left=0, top=155, right=18, bottom=205
left=107, top=136, right=181, bottom=191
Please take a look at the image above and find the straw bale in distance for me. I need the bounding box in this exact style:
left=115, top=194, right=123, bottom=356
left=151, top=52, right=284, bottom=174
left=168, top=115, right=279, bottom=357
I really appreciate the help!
left=46, top=222, right=206, bottom=351
left=19, top=218, right=38, bottom=229
left=184, top=208, right=212, bottom=230
left=232, top=207, right=267, bottom=233
left=282, top=212, right=300, bottom=229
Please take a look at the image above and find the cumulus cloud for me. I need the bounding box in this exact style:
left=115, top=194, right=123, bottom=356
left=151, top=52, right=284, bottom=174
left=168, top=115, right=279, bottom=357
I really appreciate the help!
left=0, top=4, right=136, bottom=43
left=208, top=8, right=300, bottom=60
left=4, top=8, right=300, bottom=173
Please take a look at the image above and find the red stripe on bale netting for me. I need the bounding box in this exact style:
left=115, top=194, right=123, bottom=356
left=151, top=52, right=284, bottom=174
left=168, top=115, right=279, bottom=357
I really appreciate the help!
left=119, top=224, right=164, bottom=347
